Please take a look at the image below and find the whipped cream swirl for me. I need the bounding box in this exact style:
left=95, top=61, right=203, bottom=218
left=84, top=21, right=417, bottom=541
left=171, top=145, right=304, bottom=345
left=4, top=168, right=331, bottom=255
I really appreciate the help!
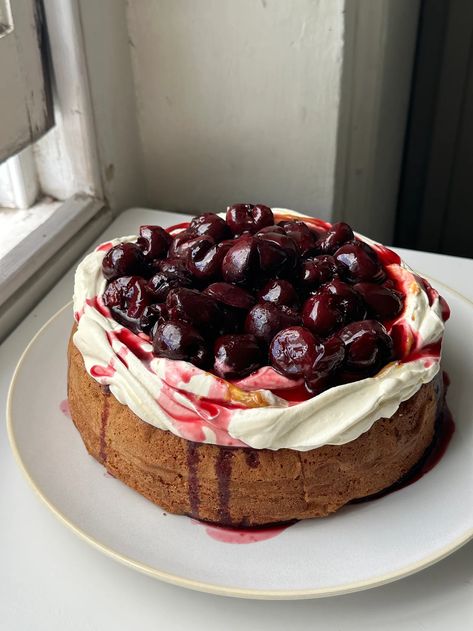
left=72, top=210, right=446, bottom=451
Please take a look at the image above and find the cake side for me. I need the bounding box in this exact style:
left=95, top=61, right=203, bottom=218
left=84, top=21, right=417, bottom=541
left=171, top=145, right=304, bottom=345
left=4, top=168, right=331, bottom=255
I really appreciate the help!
left=68, top=331, right=440, bottom=526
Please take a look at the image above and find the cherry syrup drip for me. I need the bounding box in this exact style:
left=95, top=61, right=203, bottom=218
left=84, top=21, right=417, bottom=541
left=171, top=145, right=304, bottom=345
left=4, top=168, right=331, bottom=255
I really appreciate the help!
left=200, top=521, right=293, bottom=544
left=90, top=362, right=116, bottom=378
left=371, top=244, right=402, bottom=266
left=59, top=399, right=71, bottom=418
left=244, top=450, right=260, bottom=468
left=186, top=442, right=201, bottom=518
left=99, top=397, right=110, bottom=464
left=216, top=449, right=234, bottom=524
left=96, top=241, right=114, bottom=252
left=165, top=221, right=190, bottom=234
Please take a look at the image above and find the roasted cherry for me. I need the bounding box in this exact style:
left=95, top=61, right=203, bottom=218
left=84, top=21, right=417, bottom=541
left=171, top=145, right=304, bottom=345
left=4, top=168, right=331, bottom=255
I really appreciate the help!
left=334, top=241, right=386, bottom=283
left=338, top=320, right=393, bottom=372
left=354, top=282, right=404, bottom=320
left=300, top=255, right=339, bottom=289
left=153, top=321, right=209, bottom=367
left=278, top=220, right=316, bottom=256
left=221, top=235, right=256, bottom=285
left=189, top=212, right=231, bottom=242
left=148, top=269, right=193, bottom=302
left=102, top=276, right=152, bottom=331
left=213, top=334, right=263, bottom=379
left=140, top=303, right=168, bottom=334
left=316, top=222, right=354, bottom=254
left=257, top=279, right=298, bottom=307
left=245, top=303, right=300, bottom=344
left=305, top=336, right=345, bottom=393
left=166, top=287, right=221, bottom=334
left=324, top=278, right=366, bottom=322
left=187, top=238, right=233, bottom=279
left=169, top=230, right=205, bottom=259
left=137, top=225, right=171, bottom=261
left=269, top=326, right=318, bottom=377
left=226, top=203, right=274, bottom=235
left=302, top=292, right=345, bottom=336
left=102, top=243, right=147, bottom=280
left=204, top=282, right=255, bottom=310
left=255, top=231, right=298, bottom=277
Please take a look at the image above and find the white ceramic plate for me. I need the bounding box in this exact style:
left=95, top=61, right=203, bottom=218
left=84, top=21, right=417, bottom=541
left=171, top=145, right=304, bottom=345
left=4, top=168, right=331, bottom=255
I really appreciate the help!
left=7, top=280, right=473, bottom=600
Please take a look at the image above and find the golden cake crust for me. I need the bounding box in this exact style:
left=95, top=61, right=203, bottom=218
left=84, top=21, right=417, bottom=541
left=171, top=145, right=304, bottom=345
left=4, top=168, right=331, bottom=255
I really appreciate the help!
left=68, top=328, right=440, bottom=526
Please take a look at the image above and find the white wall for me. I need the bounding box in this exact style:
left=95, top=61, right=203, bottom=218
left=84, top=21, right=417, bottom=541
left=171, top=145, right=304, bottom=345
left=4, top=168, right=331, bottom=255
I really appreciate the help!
left=126, top=0, right=345, bottom=219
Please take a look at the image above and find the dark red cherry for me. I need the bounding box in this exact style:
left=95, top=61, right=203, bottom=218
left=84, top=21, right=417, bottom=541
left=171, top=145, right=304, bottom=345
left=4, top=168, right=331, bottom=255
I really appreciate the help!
left=204, top=282, right=255, bottom=310
left=102, top=276, right=152, bottom=332
left=140, top=303, right=168, bottom=334
left=187, top=238, right=233, bottom=279
left=316, top=222, right=354, bottom=254
left=354, top=282, right=404, bottom=320
left=148, top=269, right=193, bottom=302
left=335, top=241, right=386, bottom=283
left=305, top=336, right=345, bottom=394
left=155, top=257, right=194, bottom=281
left=278, top=220, right=317, bottom=256
left=189, top=213, right=232, bottom=242
left=324, top=278, right=367, bottom=321
left=226, top=203, right=274, bottom=235
left=137, top=225, right=171, bottom=261
left=301, top=255, right=339, bottom=289
left=302, top=292, right=344, bottom=336
left=213, top=334, right=262, bottom=379
left=269, top=326, right=318, bottom=377
left=245, top=303, right=300, bottom=344
left=169, top=230, right=206, bottom=259
left=338, top=320, right=393, bottom=372
left=255, top=232, right=298, bottom=276
left=153, top=321, right=210, bottom=368
left=102, top=243, right=147, bottom=280
left=258, top=279, right=298, bottom=307
left=217, top=305, right=247, bottom=335
left=221, top=235, right=256, bottom=285
left=257, top=225, right=286, bottom=235
left=166, top=287, right=221, bottom=334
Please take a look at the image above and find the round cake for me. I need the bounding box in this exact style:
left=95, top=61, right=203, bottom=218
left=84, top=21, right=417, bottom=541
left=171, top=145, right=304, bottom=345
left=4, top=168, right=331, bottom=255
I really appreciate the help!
left=69, top=205, right=449, bottom=526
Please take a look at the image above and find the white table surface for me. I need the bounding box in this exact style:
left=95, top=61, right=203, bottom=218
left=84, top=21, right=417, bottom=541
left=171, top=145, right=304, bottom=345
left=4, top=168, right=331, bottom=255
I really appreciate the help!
left=2, top=209, right=472, bottom=630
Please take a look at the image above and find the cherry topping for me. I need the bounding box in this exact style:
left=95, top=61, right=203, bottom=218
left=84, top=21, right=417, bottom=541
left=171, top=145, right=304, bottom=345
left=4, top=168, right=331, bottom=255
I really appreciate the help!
left=166, top=287, right=221, bottom=334
left=102, top=276, right=152, bottom=332
left=153, top=321, right=209, bottom=367
left=221, top=235, right=256, bottom=285
left=213, top=334, right=262, bottom=379
left=324, top=278, right=367, bottom=322
left=305, top=336, right=346, bottom=394
left=140, top=303, right=168, bottom=334
left=245, top=303, right=300, bottom=344
left=254, top=231, right=298, bottom=277
left=300, top=255, right=339, bottom=289
left=148, top=269, right=193, bottom=302
left=316, top=222, right=354, bottom=254
left=226, top=204, right=274, bottom=235
left=338, top=320, right=393, bottom=372
left=258, top=279, right=298, bottom=307
left=189, top=213, right=232, bottom=242
left=169, top=230, right=205, bottom=259
left=354, top=282, right=404, bottom=319
left=137, top=225, right=171, bottom=261
left=335, top=241, right=386, bottom=283
left=269, top=326, right=318, bottom=377
left=102, top=243, right=147, bottom=280
left=187, top=238, right=233, bottom=279
left=278, top=220, right=317, bottom=256
left=204, top=282, right=255, bottom=310
left=302, top=292, right=345, bottom=336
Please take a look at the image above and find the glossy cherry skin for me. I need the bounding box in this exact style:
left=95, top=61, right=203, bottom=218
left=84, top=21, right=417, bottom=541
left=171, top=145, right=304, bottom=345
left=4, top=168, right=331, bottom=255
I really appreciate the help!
left=187, top=238, right=233, bottom=279
left=278, top=220, right=317, bottom=256
left=148, top=269, right=193, bottom=302
left=334, top=241, right=386, bottom=283
left=338, top=320, right=393, bottom=372
left=305, top=336, right=345, bottom=393
left=257, top=279, right=298, bottom=307
left=213, top=334, right=263, bottom=379
left=245, top=303, right=300, bottom=344
left=169, top=230, right=206, bottom=259
left=204, top=282, right=255, bottom=310
left=255, top=231, right=298, bottom=277
left=153, top=321, right=210, bottom=368
left=316, top=222, right=354, bottom=254
left=140, top=303, right=168, bottom=334
left=300, top=255, right=339, bottom=289
left=354, top=282, right=404, bottom=320
left=269, top=326, right=318, bottom=377
left=221, top=235, right=256, bottom=285
left=102, top=243, right=147, bottom=280
left=137, top=225, right=171, bottom=261
left=323, top=278, right=367, bottom=322
left=226, top=203, right=274, bottom=235
left=189, top=213, right=231, bottom=242
left=166, top=287, right=221, bottom=334
left=302, top=292, right=345, bottom=336
left=102, top=276, right=152, bottom=332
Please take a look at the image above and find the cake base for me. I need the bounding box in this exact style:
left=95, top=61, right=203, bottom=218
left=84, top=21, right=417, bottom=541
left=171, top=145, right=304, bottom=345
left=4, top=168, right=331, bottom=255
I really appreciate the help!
left=67, top=332, right=441, bottom=526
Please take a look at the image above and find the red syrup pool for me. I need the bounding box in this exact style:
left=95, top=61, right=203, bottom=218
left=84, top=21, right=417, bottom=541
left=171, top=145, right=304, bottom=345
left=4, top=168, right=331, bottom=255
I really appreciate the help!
left=59, top=399, right=71, bottom=417
left=193, top=519, right=294, bottom=544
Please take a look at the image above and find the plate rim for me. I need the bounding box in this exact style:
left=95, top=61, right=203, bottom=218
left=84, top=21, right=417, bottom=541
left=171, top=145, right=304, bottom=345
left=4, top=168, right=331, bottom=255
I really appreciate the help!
left=6, top=280, right=473, bottom=600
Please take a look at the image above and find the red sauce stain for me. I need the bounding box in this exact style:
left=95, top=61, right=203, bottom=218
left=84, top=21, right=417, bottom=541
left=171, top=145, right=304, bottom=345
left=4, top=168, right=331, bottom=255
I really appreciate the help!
left=439, top=296, right=451, bottom=322
left=99, top=397, right=110, bottom=464
left=90, top=363, right=116, bottom=378
left=401, top=341, right=442, bottom=364
left=74, top=308, right=84, bottom=322
left=166, top=221, right=189, bottom=234
left=187, top=442, right=201, bottom=518
left=273, top=384, right=312, bottom=404
left=196, top=521, right=294, bottom=544
left=96, top=241, right=114, bottom=252
left=371, top=243, right=402, bottom=266
left=59, top=399, right=71, bottom=418
left=86, top=296, right=110, bottom=318
left=110, top=328, right=154, bottom=364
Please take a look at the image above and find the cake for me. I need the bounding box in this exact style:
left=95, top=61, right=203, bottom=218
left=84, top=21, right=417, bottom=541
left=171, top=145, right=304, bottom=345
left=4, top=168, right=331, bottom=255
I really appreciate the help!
left=68, top=205, right=449, bottom=526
